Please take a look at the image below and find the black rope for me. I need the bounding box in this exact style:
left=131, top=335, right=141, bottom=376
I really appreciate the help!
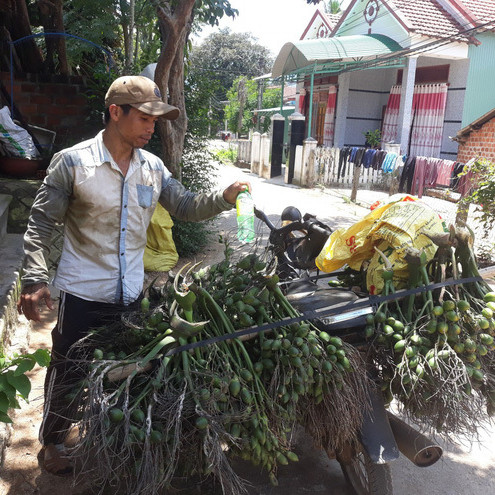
left=164, top=275, right=483, bottom=356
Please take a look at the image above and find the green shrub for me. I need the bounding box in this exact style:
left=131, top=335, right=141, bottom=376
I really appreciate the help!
left=459, top=158, right=495, bottom=263
left=0, top=349, right=51, bottom=424
left=172, top=133, right=218, bottom=257
left=213, top=147, right=237, bottom=165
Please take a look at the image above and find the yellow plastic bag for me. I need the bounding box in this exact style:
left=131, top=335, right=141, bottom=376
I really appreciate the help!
left=315, top=195, right=449, bottom=294
left=143, top=203, right=179, bottom=272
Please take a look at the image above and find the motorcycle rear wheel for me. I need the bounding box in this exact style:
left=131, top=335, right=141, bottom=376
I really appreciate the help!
left=339, top=449, right=393, bottom=495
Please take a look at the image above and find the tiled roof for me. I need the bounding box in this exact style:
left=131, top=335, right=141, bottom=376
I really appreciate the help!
left=454, top=106, right=495, bottom=140
left=460, top=0, right=495, bottom=30
left=323, top=13, right=341, bottom=28
left=392, top=0, right=468, bottom=39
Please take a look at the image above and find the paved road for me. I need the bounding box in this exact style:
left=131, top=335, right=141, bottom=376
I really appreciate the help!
left=207, top=157, right=495, bottom=495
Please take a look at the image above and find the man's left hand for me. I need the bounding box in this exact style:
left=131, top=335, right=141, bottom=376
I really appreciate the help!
left=223, top=181, right=252, bottom=205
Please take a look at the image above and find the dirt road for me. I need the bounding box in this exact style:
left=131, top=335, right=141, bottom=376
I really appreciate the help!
left=1, top=159, right=494, bottom=495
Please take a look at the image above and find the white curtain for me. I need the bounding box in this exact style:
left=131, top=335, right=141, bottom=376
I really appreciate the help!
left=323, top=85, right=337, bottom=147
left=381, top=85, right=401, bottom=143
left=409, top=83, right=448, bottom=157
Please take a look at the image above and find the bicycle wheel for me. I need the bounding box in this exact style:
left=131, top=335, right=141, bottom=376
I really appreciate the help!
left=339, top=449, right=393, bottom=495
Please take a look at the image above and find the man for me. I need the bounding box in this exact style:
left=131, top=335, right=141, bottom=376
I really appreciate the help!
left=17, top=75, right=250, bottom=475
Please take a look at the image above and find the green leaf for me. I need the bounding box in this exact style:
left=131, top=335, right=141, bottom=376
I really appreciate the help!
left=8, top=396, right=20, bottom=409
left=33, top=349, right=51, bottom=368
left=0, top=391, right=9, bottom=412
left=0, top=374, right=16, bottom=397
left=0, top=411, right=13, bottom=424
left=14, top=357, right=36, bottom=376
left=6, top=372, right=31, bottom=399
left=0, top=357, right=5, bottom=368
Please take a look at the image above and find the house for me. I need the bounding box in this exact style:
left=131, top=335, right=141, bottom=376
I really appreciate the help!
left=272, top=0, right=495, bottom=161
left=299, top=9, right=342, bottom=40
left=452, top=107, right=495, bottom=162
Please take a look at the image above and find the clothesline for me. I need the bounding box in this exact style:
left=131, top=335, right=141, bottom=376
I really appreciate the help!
left=397, top=155, right=469, bottom=198
left=336, top=145, right=402, bottom=179
left=321, top=146, right=470, bottom=198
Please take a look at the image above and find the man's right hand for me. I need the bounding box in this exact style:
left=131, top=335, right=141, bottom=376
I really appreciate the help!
left=17, top=283, right=54, bottom=322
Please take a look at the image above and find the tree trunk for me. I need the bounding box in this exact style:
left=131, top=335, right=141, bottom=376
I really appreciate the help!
left=4, top=0, right=44, bottom=73
left=0, top=26, right=21, bottom=72
left=120, top=0, right=134, bottom=72
left=154, top=0, right=196, bottom=180
left=37, top=0, right=69, bottom=75
left=128, top=0, right=135, bottom=69
left=53, top=0, right=69, bottom=75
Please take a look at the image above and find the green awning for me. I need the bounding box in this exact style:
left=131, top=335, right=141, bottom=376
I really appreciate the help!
left=272, top=34, right=404, bottom=77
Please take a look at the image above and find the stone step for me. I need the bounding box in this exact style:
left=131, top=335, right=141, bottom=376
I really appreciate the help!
left=0, top=194, right=13, bottom=241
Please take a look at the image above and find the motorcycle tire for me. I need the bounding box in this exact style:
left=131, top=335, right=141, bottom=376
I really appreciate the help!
left=339, top=449, right=393, bottom=495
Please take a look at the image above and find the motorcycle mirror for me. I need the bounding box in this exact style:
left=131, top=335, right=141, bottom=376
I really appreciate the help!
left=281, top=206, right=302, bottom=223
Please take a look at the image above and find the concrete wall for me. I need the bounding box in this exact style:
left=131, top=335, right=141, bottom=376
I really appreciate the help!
left=344, top=67, right=397, bottom=147
left=342, top=57, right=468, bottom=159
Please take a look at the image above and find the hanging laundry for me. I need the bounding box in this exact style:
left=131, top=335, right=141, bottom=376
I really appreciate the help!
left=411, top=156, right=428, bottom=197
left=450, top=162, right=465, bottom=191
left=455, top=162, right=476, bottom=197
left=424, top=157, right=440, bottom=188
left=349, top=146, right=359, bottom=163
left=399, top=155, right=416, bottom=193
left=362, top=149, right=376, bottom=168
left=381, top=152, right=398, bottom=173
left=435, top=159, right=455, bottom=187
left=338, top=146, right=351, bottom=178
left=372, top=150, right=387, bottom=170
left=354, top=147, right=367, bottom=166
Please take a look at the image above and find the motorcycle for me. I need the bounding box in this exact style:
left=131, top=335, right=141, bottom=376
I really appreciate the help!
left=253, top=205, right=443, bottom=495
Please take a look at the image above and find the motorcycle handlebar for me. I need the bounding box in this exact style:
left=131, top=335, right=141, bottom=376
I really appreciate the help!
left=254, top=206, right=276, bottom=231
left=254, top=206, right=331, bottom=247
left=254, top=206, right=329, bottom=235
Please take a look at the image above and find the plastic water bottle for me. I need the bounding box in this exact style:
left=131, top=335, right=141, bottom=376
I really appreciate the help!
left=236, top=190, right=255, bottom=243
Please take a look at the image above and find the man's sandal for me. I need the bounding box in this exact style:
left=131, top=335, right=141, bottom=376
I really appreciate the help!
left=42, top=443, right=74, bottom=476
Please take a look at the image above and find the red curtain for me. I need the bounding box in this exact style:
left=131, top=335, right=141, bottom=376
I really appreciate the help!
left=297, top=90, right=306, bottom=114
left=381, top=83, right=448, bottom=157
left=381, top=85, right=401, bottom=143
left=409, top=83, right=448, bottom=157
left=323, top=85, right=337, bottom=147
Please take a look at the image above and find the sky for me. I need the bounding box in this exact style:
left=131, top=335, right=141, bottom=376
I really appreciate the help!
left=193, top=0, right=352, bottom=57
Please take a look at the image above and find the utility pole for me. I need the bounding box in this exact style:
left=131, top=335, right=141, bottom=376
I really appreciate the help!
left=256, top=78, right=264, bottom=132
left=237, top=77, right=246, bottom=137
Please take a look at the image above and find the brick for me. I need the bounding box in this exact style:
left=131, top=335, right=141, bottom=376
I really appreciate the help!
left=30, top=115, right=47, bottom=127
left=71, top=95, right=89, bottom=106
left=57, top=85, right=79, bottom=96
left=60, top=115, right=84, bottom=127
left=16, top=103, right=38, bottom=115
left=55, top=96, right=75, bottom=106
left=30, top=94, right=52, bottom=105
left=20, top=82, right=37, bottom=93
